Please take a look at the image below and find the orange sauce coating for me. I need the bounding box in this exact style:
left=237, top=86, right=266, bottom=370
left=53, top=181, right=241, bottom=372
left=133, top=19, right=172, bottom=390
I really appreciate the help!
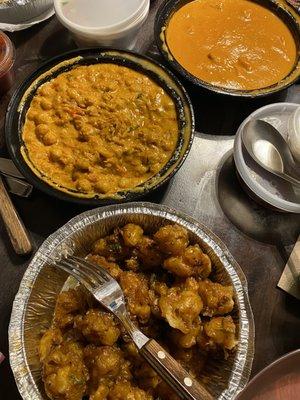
left=166, top=0, right=297, bottom=90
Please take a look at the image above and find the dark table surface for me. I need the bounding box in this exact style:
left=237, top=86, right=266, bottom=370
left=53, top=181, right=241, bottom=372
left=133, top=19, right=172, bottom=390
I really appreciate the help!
left=1, top=1, right=300, bottom=399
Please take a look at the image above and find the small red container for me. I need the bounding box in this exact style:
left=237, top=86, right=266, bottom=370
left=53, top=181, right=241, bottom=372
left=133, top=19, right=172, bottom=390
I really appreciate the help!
left=0, top=31, right=15, bottom=95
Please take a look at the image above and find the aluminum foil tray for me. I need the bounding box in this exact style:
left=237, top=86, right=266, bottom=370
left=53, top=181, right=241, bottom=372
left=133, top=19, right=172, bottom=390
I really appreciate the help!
left=9, top=202, right=255, bottom=400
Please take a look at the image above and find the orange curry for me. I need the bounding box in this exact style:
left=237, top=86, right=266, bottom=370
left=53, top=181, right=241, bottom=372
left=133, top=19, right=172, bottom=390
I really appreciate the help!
left=166, top=0, right=297, bottom=90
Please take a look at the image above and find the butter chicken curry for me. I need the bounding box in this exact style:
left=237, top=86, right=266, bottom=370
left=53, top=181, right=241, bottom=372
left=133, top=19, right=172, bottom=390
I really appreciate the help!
left=166, top=0, right=297, bottom=90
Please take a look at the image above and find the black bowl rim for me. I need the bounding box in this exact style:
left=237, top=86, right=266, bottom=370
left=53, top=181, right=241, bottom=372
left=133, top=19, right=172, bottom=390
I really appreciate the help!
left=5, top=48, right=195, bottom=206
left=155, top=0, right=300, bottom=98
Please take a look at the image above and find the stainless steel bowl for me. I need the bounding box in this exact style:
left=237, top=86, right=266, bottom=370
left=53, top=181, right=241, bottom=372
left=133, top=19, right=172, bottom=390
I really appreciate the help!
left=9, top=202, right=255, bottom=400
left=234, top=103, right=300, bottom=213
left=0, top=0, right=53, bottom=24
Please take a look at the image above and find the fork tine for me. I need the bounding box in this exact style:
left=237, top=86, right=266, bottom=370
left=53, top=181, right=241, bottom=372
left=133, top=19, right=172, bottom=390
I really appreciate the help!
left=65, top=256, right=104, bottom=283
left=59, top=258, right=99, bottom=287
left=55, top=260, right=94, bottom=293
left=70, top=255, right=110, bottom=282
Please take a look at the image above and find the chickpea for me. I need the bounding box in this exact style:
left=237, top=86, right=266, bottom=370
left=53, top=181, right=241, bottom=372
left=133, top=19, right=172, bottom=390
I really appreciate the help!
left=42, top=132, right=57, bottom=146
left=40, top=98, right=52, bottom=111
left=35, top=113, right=53, bottom=125
left=76, top=178, right=92, bottom=192
left=94, top=180, right=111, bottom=194
left=49, top=148, right=65, bottom=166
left=35, top=124, right=49, bottom=139
left=38, top=84, right=55, bottom=97
left=74, top=159, right=90, bottom=172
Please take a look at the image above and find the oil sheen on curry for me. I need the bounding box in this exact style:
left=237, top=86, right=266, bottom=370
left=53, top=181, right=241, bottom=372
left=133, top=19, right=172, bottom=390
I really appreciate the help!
left=166, top=0, right=297, bottom=90
left=21, top=64, right=179, bottom=196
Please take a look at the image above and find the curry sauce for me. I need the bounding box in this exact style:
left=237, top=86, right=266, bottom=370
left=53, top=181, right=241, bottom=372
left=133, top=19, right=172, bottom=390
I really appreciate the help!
left=166, top=0, right=297, bottom=90
left=22, top=64, right=179, bottom=196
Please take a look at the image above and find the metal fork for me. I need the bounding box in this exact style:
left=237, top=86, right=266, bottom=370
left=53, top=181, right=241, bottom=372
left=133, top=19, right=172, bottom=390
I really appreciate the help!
left=52, top=255, right=213, bottom=400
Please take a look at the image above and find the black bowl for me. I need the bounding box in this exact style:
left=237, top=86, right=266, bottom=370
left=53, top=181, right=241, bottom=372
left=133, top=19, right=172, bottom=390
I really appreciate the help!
left=5, top=48, right=194, bottom=206
left=155, top=0, right=300, bottom=98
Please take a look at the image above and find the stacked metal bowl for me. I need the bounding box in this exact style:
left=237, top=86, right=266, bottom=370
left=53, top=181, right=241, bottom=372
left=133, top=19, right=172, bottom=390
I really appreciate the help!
left=0, top=0, right=53, bottom=24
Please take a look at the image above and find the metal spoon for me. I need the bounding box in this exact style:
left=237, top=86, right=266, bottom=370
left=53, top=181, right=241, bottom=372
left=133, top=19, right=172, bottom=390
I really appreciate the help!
left=242, top=119, right=300, bottom=187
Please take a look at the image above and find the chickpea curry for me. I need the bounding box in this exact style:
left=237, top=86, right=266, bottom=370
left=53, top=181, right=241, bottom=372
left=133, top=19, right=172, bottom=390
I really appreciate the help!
left=22, top=64, right=179, bottom=196
left=166, top=0, right=297, bottom=90
left=39, top=223, right=238, bottom=400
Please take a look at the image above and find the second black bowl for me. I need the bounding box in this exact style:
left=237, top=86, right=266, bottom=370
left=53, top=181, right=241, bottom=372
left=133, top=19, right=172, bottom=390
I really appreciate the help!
left=155, top=0, right=300, bottom=98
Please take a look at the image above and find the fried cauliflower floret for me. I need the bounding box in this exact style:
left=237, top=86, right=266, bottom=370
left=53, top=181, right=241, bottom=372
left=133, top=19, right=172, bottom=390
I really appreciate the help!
left=122, top=224, right=144, bottom=247
left=198, top=316, right=237, bottom=351
left=90, top=384, right=110, bottom=400
left=54, top=289, right=87, bottom=330
left=84, top=345, right=126, bottom=390
left=125, top=256, right=140, bottom=271
left=179, top=277, right=199, bottom=292
left=155, top=381, right=180, bottom=400
left=154, top=224, right=189, bottom=256
left=74, top=309, right=120, bottom=346
left=122, top=342, right=160, bottom=393
left=120, top=271, right=151, bottom=322
left=86, top=349, right=131, bottom=399
left=108, top=381, right=153, bottom=400
left=132, top=358, right=160, bottom=393
left=43, top=341, right=89, bottom=400
left=149, top=281, right=169, bottom=318
left=159, top=287, right=202, bottom=334
left=136, top=237, right=163, bottom=269
left=39, top=327, right=63, bottom=362
left=198, top=279, right=234, bottom=316
left=87, top=254, right=123, bottom=280
left=164, top=245, right=212, bottom=278
left=40, top=222, right=239, bottom=400
left=169, top=324, right=201, bottom=348
left=92, top=229, right=130, bottom=262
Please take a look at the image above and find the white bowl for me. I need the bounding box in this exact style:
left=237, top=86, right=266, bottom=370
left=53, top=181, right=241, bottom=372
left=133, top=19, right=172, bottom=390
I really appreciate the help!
left=54, top=0, right=150, bottom=49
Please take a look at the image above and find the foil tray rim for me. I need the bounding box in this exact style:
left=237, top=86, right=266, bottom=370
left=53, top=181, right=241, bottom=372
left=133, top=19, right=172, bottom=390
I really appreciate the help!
left=9, top=201, right=255, bottom=400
